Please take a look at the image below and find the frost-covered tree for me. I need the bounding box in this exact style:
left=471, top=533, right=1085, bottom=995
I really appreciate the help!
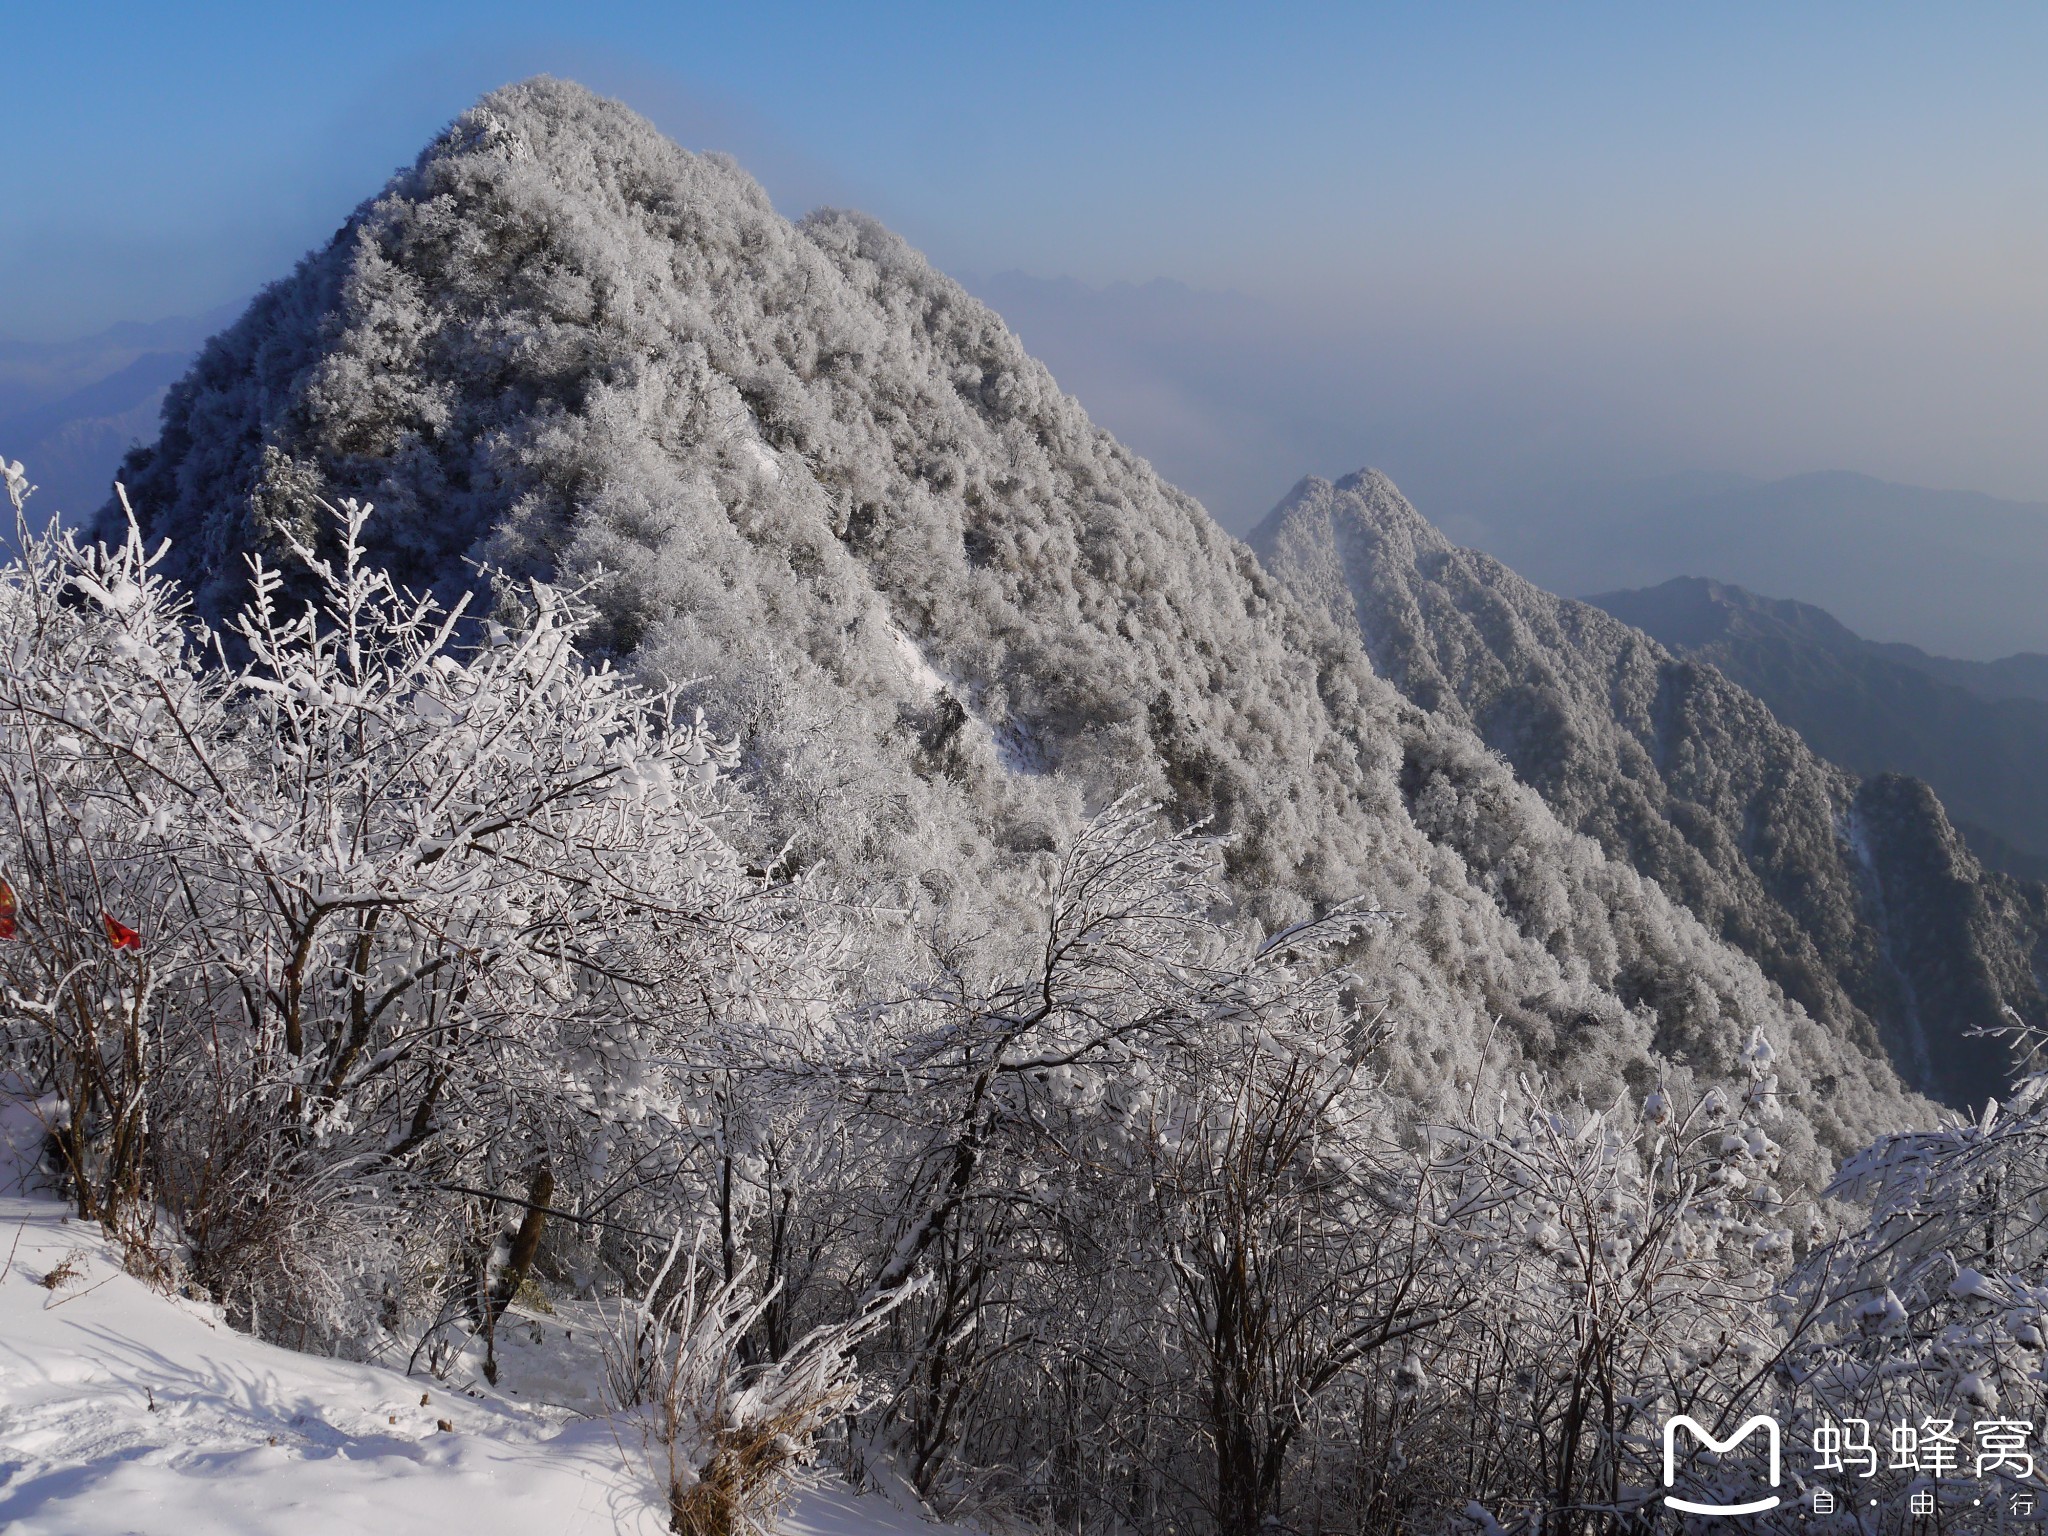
left=1143, top=1030, right=1454, bottom=1536
left=1426, top=1041, right=1798, bottom=1532
left=1774, top=1021, right=2048, bottom=1521
left=816, top=802, right=1395, bottom=1510
left=0, top=472, right=828, bottom=1354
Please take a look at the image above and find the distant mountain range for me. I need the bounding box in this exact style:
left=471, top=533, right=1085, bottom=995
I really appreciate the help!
left=1588, top=577, right=2048, bottom=884
left=1473, top=470, right=2048, bottom=660
left=0, top=308, right=234, bottom=524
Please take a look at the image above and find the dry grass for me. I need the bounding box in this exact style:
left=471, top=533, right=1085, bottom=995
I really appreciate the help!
left=36, top=1253, right=84, bottom=1290
left=666, top=1402, right=827, bottom=1536
left=601, top=1235, right=917, bottom=1536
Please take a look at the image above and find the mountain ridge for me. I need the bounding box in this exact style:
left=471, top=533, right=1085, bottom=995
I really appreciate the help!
left=1470, top=470, right=2048, bottom=659
left=98, top=77, right=1944, bottom=1167
left=1252, top=470, right=2046, bottom=1108
left=1588, top=576, right=2048, bottom=881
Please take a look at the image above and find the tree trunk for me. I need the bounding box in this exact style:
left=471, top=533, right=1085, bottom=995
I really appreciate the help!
left=480, top=1160, right=553, bottom=1384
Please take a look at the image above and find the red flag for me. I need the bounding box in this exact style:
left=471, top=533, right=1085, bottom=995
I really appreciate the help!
left=0, top=880, right=15, bottom=940
left=101, top=912, right=139, bottom=951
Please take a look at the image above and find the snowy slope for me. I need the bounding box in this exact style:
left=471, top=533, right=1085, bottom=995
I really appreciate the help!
left=0, top=1098, right=943, bottom=1536
left=103, top=77, right=1933, bottom=1170
left=1251, top=470, right=2047, bottom=1107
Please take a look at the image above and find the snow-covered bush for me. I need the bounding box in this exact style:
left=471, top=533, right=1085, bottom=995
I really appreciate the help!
left=602, top=1234, right=915, bottom=1536
left=1425, top=1037, right=1798, bottom=1530
left=0, top=470, right=823, bottom=1353
left=829, top=802, right=1392, bottom=1510
left=1771, top=1019, right=2048, bottom=1518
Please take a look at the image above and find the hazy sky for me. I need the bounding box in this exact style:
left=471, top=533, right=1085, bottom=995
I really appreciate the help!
left=13, top=3, right=2048, bottom=528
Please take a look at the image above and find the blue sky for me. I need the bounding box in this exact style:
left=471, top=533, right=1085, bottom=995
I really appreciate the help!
left=17, top=3, right=2047, bottom=324
left=13, top=3, right=2048, bottom=529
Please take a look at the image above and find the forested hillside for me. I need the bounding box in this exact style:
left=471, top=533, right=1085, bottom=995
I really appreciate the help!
left=104, top=78, right=1934, bottom=1155
left=1253, top=472, right=2046, bottom=1109
left=1592, top=576, right=2048, bottom=881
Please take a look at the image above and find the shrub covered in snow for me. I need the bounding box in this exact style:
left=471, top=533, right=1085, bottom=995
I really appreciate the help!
left=0, top=475, right=825, bottom=1361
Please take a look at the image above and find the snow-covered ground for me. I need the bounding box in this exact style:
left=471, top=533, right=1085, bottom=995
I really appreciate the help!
left=0, top=1098, right=949, bottom=1536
